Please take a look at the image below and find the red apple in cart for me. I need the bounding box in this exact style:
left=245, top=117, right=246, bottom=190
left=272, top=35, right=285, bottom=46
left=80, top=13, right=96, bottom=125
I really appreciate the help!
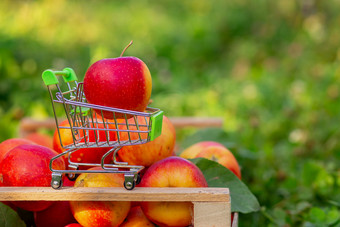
left=83, top=41, right=152, bottom=119
left=0, top=144, right=65, bottom=211
left=69, top=167, right=131, bottom=227
left=117, top=115, right=176, bottom=167
left=139, top=156, right=208, bottom=227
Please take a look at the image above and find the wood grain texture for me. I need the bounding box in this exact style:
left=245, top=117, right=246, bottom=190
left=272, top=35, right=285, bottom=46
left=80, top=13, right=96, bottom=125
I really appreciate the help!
left=194, top=201, right=231, bottom=227
left=0, top=187, right=229, bottom=202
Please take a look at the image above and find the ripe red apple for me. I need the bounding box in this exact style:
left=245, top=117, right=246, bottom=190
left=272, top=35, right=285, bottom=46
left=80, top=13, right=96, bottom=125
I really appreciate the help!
left=53, top=119, right=117, bottom=170
left=140, top=156, right=208, bottom=227
left=34, top=201, right=77, bottom=227
left=179, top=141, right=225, bottom=159
left=24, top=132, right=53, bottom=149
left=69, top=167, right=131, bottom=227
left=180, top=141, right=242, bottom=179
left=0, top=138, right=36, bottom=163
left=0, top=144, right=65, bottom=211
left=34, top=178, right=75, bottom=227
left=0, top=138, right=34, bottom=209
left=117, top=115, right=176, bottom=167
left=83, top=42, right=152, bottom=119
left=120, top=206, right=155, bottom=227
left=64, top=224, right=82, bottom=227
left=0, top=138, right=36, bottom=186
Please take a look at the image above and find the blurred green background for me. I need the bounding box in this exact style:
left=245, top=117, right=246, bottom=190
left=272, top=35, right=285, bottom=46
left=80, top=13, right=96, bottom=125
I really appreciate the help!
left=1, top=0, right=340, bottom=226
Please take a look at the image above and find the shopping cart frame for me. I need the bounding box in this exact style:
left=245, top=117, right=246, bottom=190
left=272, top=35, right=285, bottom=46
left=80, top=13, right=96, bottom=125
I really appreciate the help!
left=42, top=68, right=163, bottom=190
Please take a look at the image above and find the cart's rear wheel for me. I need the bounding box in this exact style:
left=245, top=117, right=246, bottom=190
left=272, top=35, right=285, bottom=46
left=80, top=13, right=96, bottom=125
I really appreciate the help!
left=67, top=173, right=79, bottom=181
left=136, top=173, right=141, bottom=185
left=124, top=179, right=136, bottom=190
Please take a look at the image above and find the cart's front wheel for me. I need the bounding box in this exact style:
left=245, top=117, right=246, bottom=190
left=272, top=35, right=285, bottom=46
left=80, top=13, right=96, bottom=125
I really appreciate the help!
left=51, top=174, right=63, bottom=189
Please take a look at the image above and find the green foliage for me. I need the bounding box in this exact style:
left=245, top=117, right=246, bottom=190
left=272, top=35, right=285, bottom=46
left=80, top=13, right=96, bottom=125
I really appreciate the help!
left=0, top=203, right=25, bottom=227
left=192, top=158, right=260, bottom=213
left=1, top=0, right=340, bottom=226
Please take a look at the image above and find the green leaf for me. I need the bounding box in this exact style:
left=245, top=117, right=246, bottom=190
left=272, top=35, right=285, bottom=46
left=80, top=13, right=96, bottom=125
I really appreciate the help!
left=326, top=207, right=340, bottom=225
left=0, top=203, right=25, bottom=227
left=308, top=207, right=326, bottom=224
left=191, top=158, right=260, bottom=213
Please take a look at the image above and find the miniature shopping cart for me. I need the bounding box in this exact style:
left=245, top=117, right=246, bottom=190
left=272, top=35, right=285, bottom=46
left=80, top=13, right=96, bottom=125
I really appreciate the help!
left=42, top=68, right=163, bottom=190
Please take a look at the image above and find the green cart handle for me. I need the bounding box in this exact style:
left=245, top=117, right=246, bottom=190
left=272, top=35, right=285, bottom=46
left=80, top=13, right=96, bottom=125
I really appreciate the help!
left=42, top=68, right=78, bottom=86
left=149, top=110, right=164, bottom=141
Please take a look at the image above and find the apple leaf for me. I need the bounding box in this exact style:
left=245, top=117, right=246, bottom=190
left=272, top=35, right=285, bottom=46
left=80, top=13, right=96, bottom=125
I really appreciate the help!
left=0, top=203, right=25, bottom=227
left=191, top=158, right=260, bottom=214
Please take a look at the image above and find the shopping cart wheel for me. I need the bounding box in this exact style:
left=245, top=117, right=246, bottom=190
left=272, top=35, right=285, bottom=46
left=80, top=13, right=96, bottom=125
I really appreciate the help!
left=124, top=173, right=136, bottom=190
left=124, top=180, right=136, bottom=190
left=67, top=173, right=79, bottom=181
left=51, top=173, right=63, bottom=189
left=135, top=173, right=141, bottom=185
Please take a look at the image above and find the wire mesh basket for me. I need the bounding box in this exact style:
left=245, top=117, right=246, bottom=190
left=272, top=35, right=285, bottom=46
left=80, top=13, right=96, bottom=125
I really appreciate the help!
left=42, top=68, right=163, bottom=190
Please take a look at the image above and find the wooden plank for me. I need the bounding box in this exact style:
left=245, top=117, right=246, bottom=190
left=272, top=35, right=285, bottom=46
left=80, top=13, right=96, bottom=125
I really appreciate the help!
left=0, top=187, right=230, bottom=202
left=169, top=117, right=224, bottom=128
left=193, top=201, right=231, bottom=227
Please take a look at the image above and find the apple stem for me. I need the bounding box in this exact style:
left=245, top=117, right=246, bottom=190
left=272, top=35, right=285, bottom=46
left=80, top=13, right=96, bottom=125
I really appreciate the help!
left=120, top=40, right=133, bottom=57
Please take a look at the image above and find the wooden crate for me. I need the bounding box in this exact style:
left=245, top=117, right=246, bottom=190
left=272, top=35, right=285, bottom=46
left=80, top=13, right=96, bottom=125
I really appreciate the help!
left=13, top=116, right=239, bottom=226
left=0, top=187, right=234, bottom=227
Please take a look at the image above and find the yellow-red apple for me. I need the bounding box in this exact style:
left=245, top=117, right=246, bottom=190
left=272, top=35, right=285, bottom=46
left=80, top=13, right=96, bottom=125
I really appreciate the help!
left=69, top=167, right=131, bottom=227
left=0, top=144, right=65, bottom=211
left=83, top=43, right=152, bottom=119
left=179, top=141, right=225, bottom=159
left=196, top=146, right=241, bottom=179
left=117, top=115, right=176, bottom=167
left=180, top=141, right=241, bottom=179
left=119, top=206, right=155, bottom=227
left=53, top=119, right=76, bottom=154
left=139, top=156, right=208, bottom=227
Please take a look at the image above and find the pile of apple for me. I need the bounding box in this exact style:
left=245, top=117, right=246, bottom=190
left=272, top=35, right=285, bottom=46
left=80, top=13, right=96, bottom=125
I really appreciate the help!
left=0, top=42, right=241, bottom=227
